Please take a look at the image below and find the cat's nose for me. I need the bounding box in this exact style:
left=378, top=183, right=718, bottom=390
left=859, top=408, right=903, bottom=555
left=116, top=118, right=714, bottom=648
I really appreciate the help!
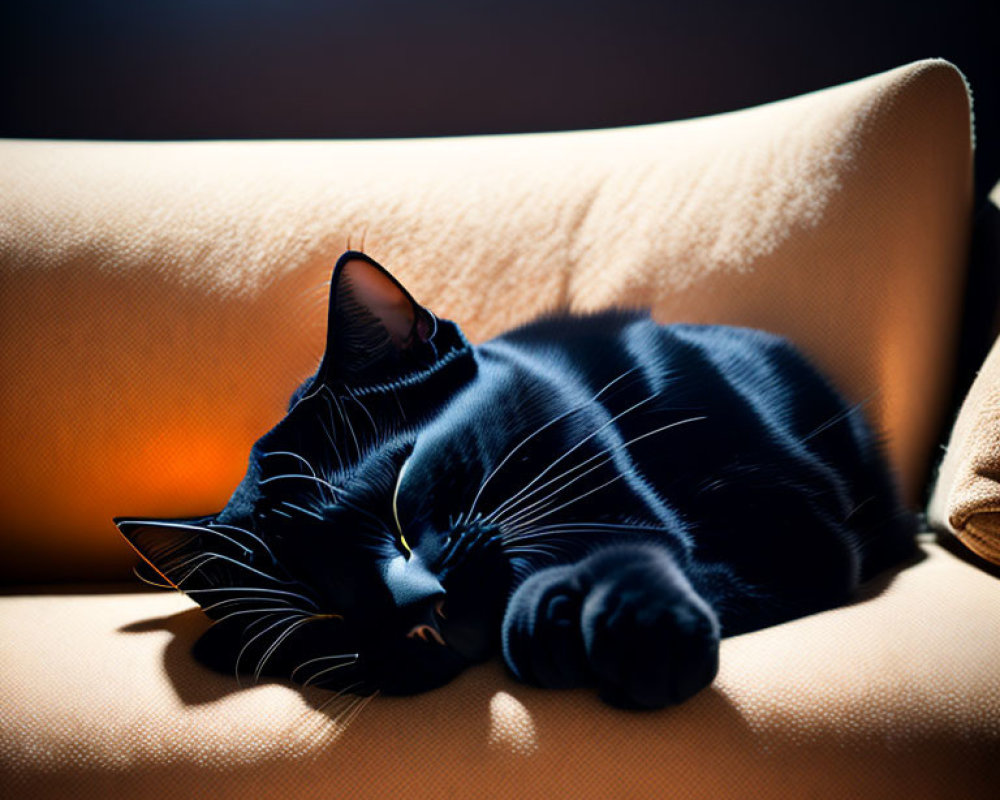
left=384, top=552, right=444, bottom=608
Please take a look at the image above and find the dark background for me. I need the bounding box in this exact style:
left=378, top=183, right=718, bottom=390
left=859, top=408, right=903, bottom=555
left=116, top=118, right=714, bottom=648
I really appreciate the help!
left=1, top=1, right=995, bottom=196
left=2, top=0, right=998, bottom=466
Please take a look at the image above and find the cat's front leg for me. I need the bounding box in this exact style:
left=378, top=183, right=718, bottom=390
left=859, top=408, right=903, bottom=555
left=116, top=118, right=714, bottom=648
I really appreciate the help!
left=502, top=545, right=720, bottom=709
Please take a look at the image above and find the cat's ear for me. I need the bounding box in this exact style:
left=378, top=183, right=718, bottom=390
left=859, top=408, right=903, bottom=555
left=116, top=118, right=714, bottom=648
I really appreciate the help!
left=114, top=514, right=256, bottom=596
left=315, top=251, right=438, bottom=383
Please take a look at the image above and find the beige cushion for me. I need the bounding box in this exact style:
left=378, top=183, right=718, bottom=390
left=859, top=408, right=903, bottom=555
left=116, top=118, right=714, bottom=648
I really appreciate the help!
left=0, top=59, right=973, bottom=580
left=1, top=541, right=997, bottom=798
left=930, top=189, right=1000, bottom=565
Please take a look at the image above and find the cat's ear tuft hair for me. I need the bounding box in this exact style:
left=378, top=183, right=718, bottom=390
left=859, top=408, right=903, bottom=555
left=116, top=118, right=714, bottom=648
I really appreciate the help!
left=317, top=251, right=438, bottom=383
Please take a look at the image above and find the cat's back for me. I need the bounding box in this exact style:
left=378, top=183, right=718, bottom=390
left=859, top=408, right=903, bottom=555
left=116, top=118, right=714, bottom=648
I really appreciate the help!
left=479, top=311, right=905, bottom=528
left=481, top=310, right=830, bottom=420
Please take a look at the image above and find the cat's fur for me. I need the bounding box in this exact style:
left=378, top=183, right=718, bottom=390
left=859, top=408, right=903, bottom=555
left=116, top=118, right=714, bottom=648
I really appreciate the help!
left=116, top=251, right=916, bottom=709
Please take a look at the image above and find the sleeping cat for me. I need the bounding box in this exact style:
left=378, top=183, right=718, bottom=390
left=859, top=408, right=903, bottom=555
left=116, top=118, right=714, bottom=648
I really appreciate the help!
left=116, top=251, right=916, bottom=709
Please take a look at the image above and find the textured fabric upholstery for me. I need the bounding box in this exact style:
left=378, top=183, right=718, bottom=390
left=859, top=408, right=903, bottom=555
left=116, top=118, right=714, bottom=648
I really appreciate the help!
left=1, top=541, right=997, bottom=799
left=930, top=183, right=1000, bottom=564
left=0, top=59, right=973, bottom=581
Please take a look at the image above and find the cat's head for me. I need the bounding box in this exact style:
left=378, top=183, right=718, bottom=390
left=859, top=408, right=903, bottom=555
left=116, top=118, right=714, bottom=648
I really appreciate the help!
left=115, top=252, right=511, bottom=695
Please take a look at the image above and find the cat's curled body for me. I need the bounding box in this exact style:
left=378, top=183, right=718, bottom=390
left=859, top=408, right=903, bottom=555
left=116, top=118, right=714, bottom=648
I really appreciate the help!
left=117, top=252, right=916, bottom=709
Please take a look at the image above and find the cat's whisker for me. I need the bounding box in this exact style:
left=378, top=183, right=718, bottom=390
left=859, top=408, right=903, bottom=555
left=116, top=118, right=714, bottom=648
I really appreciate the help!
left=498, top=473, right=628, bottom=534
left=260, top=472, right=340, bottom=498
left=199, top=549, right=298, bottom=585
left=843, top=494, right=877, bottom=523
left=174, top=557, right=220, bottom=588
left=286, top=378, right=329, bottom=413
left=168, top=554, right=220, bottom=587
left=486, top=428, right=650, bottom=525
left=466, top=366, right=642, bottom=519
left=253, top=617, right=314, bottom=683
left=134, top=518, right=279, bottom=578
left=438, top=525, right=504, bottom=572
left=213, top=606, right=303, bottom=624
left=234, top=612, right=305, bottom=686
left=437, top=532, right=465, bottom=570
left=313, top=681, right=364, bottom=717
left=243, top=610, right=296, bottom=632
left=500, top=524, right=659, bottom=549
left=467, top=404, right=584, bottom=518
left=338, top=689, right=378, bottom=731
left=391, top=387, right=407, bottom=422
left=493, top=415, right=707, bottom=531
left=317, top=413, right=346, bottom=473
left=298, top=685, right=363, bottom=740
left=491, top=450, right=622, bottom=531
left=340, top=396, right=364, bottom=458
left=315, top=690, right=367, bottom=734
left=208, top=521, right=280, bottom=563
left=131, top=565, right=174, bottom=590
left=505, top=543, right=566, bottom=560
left=502, top=526, right=599, bottom=543
left=501, top=520, right=665, bottom=543
left=200, top=596, right=302, bottom=614
left=159, top=547, right=209, bottom=572
left=164, top=548, right=298, bottom=587
left=114, top=518, right=253, bottom=556
left=326, top=391, right=362, bottom=459
left=516, top=520, right=662, bottom=533
left=187, top=585, right=319, bottom=608
left=505, top=541, right=566, bottom=555
left=344, top=386, right=378, bottom=436
left=281, top=500, right=325, bottom=521
left=291, top=652, right=359, bottom=684
left=138, top=544, right=190, bottom=581
left=321, top=391, right=356, bottom=473
left=483, top=391, right=665, bottom=526
left=253, top=613, right=347, bottom=684
left=801, top=391, right=878, bottom=442
left=301, top=656, right=358, bottom=688
left=261, top=450, right=319, bottom=478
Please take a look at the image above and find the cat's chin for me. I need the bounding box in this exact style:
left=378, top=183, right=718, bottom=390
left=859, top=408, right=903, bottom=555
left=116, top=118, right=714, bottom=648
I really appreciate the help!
left=370, top=646, right=470, bottom=696
left=437, top=552, right=511, bottom=663
left=438, top=613, right=496, bottom=662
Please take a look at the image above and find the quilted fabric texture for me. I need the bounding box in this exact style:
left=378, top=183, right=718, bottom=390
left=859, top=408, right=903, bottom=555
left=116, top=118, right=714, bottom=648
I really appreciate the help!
left=0, top=59, right=973, bottom=581
left=1, top=542, right=997, bottom=799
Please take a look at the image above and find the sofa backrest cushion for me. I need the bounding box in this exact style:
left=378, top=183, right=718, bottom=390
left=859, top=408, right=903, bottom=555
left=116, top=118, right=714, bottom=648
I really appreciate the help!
left=0, top=59, right=973, bottom=580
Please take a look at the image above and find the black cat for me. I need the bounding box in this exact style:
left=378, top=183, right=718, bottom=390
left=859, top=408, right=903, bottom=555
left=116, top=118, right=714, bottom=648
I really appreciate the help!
left=116, top=251, right=916, bottom=709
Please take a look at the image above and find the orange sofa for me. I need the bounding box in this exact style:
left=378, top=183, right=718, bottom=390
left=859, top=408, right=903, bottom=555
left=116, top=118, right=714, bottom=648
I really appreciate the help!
left=2, top=60, right=998, bottom=798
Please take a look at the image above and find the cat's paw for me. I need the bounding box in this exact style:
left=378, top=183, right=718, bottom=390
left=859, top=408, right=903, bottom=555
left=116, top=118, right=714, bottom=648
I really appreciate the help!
left=501, top=564, right=591, bottom=690
left=502, top=547, right=721, bottom=709
left=580, top=552, right=720, bottom=709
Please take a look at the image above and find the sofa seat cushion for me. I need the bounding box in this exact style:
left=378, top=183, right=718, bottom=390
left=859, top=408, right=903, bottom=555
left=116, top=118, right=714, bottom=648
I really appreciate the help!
left=1, top=540, right=997, bottom=799
left=0, top=59, right=973, bottom=581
